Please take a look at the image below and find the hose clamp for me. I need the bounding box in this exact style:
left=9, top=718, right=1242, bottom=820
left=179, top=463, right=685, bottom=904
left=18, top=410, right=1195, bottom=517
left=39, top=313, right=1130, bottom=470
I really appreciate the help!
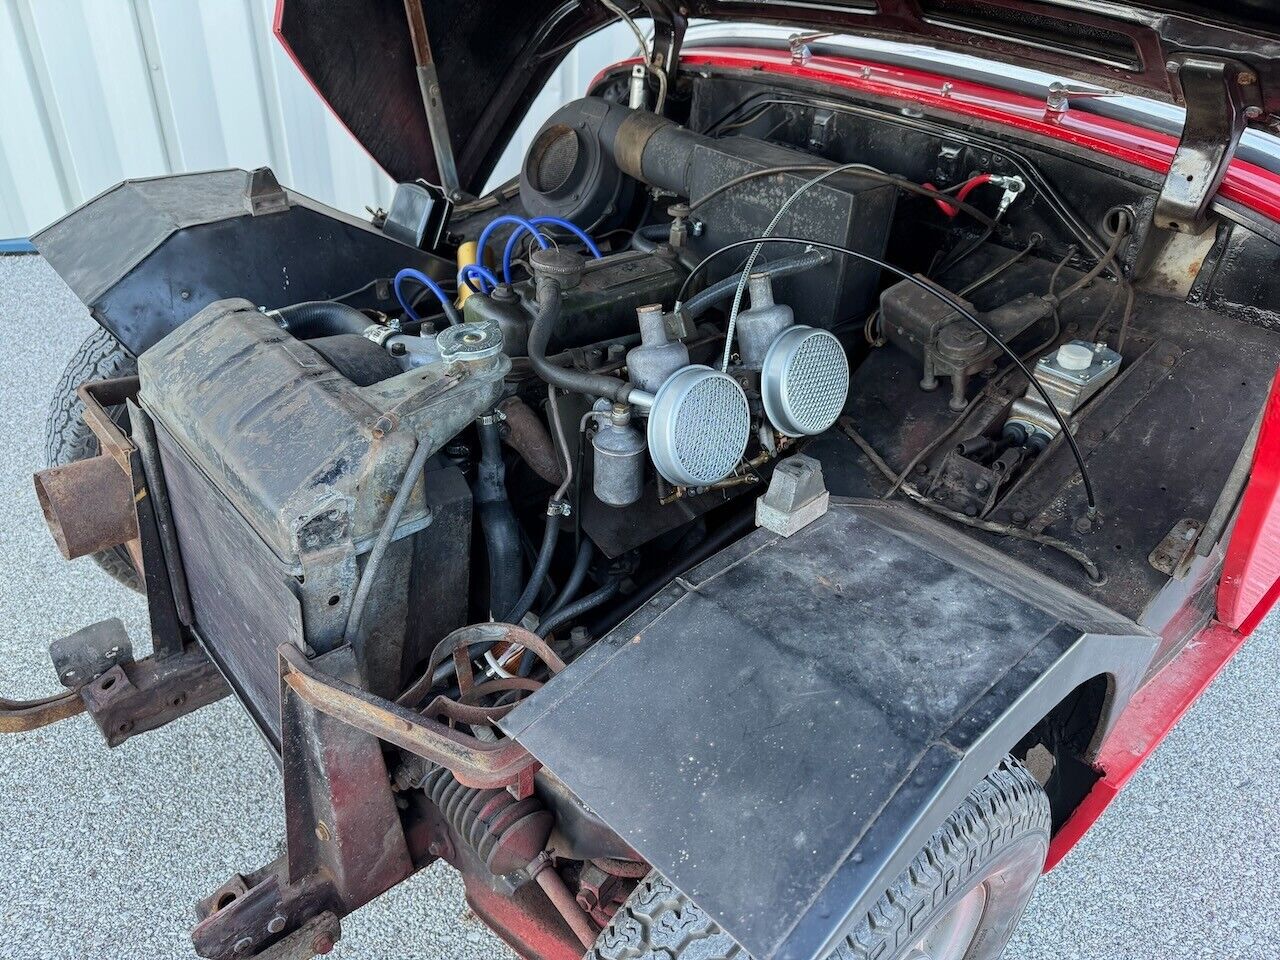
left=362, top=324, right=396, bottom=347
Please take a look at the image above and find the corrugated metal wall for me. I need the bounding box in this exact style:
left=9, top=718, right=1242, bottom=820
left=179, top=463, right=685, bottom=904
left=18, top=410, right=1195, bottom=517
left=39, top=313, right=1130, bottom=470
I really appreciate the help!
left=0, top=0, right=637, bottom=240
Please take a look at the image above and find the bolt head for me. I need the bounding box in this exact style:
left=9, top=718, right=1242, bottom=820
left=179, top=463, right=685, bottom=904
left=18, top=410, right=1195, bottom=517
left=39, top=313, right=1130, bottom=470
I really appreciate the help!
left=312, top=933, right=336, bottom=955
left=267, top=915, right=287, bottom=935
left=233, top=937, right=255, bottom=955
left=1239, top=70, right=1258, bottom=86
left=1245, top=105, right=1264, bottom=120
left=1165, top=60, right=1180, bottom=74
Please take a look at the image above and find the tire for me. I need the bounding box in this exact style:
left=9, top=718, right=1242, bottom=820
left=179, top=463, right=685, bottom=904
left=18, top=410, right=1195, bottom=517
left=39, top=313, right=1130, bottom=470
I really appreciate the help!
left=587, top=756, right=1050, bottom=960
left=44, top=327, right=142, bottom=592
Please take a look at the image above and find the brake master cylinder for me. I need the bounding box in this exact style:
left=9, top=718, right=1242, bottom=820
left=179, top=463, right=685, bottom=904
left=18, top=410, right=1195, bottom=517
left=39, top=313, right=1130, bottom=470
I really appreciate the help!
left=1006, top=339, right=1121, bottom=441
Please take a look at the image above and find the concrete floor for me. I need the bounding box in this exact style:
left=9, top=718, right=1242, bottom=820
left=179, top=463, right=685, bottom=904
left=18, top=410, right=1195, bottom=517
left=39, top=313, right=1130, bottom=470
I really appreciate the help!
left=0, top=253, right=1275, bottom=959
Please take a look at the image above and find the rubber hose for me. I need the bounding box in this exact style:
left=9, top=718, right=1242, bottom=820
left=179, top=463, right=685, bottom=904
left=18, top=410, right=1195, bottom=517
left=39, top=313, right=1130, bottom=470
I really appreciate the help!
left=680, top=250, right=830, bottom=321
left=505, top=508, right=564, bottom=625
left=528, top=278, right=635, bottom=404
left=272, top=301, right=376, bottom=339
left=474, top=418, right=523, bottom=620
left=546, top=539, right=592, bottom=618
left=537, top=577, right=620, bottom=638
left=629, top=223, right=668, bottom=254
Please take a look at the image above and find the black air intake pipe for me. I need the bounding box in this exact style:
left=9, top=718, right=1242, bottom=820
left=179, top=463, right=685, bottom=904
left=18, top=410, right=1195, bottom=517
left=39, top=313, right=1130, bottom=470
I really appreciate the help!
left=520, top=98, right=698, bottom=225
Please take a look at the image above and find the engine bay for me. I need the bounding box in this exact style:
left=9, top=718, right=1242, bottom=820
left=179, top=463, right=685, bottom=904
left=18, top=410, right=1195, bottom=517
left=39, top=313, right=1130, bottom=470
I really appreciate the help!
left=29, top=59, right=1280, bottom=960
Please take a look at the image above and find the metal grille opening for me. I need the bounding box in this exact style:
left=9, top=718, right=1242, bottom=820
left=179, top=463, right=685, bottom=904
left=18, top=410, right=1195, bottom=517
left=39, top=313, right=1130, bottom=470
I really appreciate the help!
left=527, top=125, right=581, bottom=194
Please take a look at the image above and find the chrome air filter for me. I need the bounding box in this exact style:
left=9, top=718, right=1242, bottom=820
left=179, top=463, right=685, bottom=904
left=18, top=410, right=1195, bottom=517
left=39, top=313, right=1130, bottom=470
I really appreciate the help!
left=647, top=365, right=750, bottom=487
left=761, top=326, right=849, bottom=437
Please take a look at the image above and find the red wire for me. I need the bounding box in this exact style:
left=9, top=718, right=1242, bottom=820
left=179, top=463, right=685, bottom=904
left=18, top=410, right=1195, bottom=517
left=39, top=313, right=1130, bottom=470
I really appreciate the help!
left=925, top=173, right=994, bottom=218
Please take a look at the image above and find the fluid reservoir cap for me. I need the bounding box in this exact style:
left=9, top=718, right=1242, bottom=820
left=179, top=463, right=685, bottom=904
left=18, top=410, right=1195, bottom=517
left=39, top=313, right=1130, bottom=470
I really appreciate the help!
left=1056, top=341, right=1094, bottom=371
left=437, top=320, right=504, bottom=361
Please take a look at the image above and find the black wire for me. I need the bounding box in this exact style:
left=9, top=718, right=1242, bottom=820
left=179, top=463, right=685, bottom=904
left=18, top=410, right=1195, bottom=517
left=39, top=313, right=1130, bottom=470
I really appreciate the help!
left=330, top=278, right=382, bottom=303
left=687, top=164, right=998, bottom=228
left=677, top=236, right=1098, bottom=513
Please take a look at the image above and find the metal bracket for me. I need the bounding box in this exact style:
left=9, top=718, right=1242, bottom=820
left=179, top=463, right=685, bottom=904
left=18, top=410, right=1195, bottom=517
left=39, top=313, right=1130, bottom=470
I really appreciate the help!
left=50, top=618, right=133, bottom=689
left=756, top=454, right=829, bottom=537
left=789, top=30, right=833, bottom=65
left=403, top=0, right=463, bottom=201
left=1155, top=57, right=1260, bottom=236
left=1044, top=81, right=1118, bottom=116
left=1149, top=518, right=1203, bottom=578
left=245, top=167, right=290, bottom=217
left=806, top=108, right=836, bottom=152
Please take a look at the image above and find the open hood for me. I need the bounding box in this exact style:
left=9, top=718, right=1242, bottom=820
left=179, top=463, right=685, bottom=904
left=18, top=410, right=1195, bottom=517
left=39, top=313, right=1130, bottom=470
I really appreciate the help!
left=277, top=1, right=1280, bottom=194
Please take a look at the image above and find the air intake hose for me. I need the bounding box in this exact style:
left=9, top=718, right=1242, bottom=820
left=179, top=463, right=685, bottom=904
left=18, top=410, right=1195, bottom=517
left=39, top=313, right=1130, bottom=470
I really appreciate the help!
left=520, top=98, right=696, bottom=223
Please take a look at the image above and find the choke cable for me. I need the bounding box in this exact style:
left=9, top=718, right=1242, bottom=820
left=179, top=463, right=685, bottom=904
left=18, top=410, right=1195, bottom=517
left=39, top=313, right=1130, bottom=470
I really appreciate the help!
left=679, top=236, right=1099, bottom=514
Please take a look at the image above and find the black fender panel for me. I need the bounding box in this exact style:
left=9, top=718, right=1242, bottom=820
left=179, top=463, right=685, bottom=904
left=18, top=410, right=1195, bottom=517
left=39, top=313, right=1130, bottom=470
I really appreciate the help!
left=32, top=168, right=444, bottom=356
left=500, top=499, right=1157, bottom=960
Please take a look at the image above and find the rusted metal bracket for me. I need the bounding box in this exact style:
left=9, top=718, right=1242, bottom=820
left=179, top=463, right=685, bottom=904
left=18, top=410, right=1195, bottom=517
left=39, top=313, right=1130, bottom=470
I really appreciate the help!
left=2, top=624, right=227, bottom=740
left=403, top=0, right=462, bottom=200
left=193, top=646, right=414, bottom=960
left=278, top=641, right=537, bottom=789
left=80, top=644, right=229, bottom=746
left=1155, top=57, right=1259, bottom=236
left=193, top=860, right=343, bottom=959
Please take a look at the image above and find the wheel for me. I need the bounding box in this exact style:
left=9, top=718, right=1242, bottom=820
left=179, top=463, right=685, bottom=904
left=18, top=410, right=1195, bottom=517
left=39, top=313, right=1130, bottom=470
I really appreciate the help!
left=587, top=756, right=1050, bottom=960
left=44, top=327, right=142, bottom=592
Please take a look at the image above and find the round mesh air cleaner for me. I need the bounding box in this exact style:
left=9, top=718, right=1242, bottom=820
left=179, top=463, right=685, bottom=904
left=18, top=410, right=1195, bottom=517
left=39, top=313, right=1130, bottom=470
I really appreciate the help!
left=647, top=365, right=750, bottom=487
left=761, top=325, right=849, bottom=436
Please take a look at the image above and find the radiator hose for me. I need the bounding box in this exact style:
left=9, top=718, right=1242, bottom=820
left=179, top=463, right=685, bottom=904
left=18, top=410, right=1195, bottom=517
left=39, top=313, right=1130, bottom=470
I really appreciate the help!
left=474, top=416, right=523, bottom=621
left=269, top=300, right=377, bottom=339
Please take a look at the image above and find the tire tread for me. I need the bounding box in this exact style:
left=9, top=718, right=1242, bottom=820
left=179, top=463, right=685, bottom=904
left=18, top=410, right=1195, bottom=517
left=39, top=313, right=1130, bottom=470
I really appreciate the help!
left=586, top=757, right=1049, bottom=960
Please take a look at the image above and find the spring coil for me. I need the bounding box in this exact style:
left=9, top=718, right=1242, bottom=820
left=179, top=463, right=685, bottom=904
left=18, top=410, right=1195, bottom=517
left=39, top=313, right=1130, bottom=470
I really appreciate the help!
left=421, top=765, right=554, bottom=876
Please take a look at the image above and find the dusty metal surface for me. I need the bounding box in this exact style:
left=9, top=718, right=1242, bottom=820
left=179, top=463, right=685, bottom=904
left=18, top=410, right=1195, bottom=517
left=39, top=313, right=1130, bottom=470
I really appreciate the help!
left=502, top=499, right=1157, bottom=960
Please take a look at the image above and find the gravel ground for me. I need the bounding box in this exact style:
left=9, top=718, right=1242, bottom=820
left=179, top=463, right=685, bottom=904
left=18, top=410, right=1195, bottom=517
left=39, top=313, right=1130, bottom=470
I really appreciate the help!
left=0, top=253, right=1275, bottom=959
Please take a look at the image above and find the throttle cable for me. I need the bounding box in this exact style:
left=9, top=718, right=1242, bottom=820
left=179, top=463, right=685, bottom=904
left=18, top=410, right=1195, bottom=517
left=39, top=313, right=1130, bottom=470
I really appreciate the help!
left=677, top=236, right=1100, bottom=515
